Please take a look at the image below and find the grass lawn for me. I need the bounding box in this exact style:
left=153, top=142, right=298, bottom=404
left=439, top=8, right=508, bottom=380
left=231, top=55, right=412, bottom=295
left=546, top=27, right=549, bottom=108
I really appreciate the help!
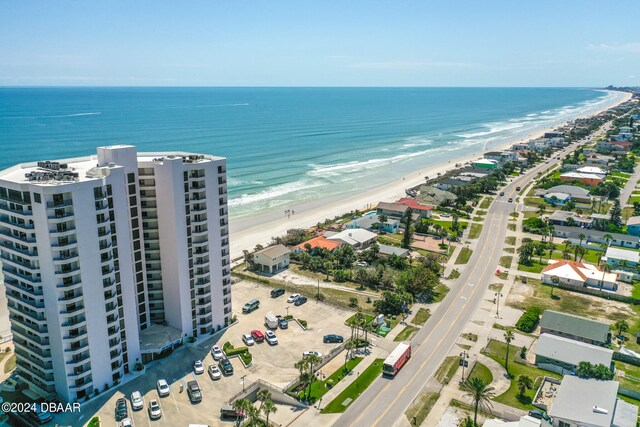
left=479, top=197, right=493, bottom=209
left=508, top=223, right=516, bottom=231
left=432, top=284, right=450, bottom=303
left=4, top=355, right=16, bottom=373
left=412, top=308, right=431, bottom=326
left=455, top=247, right=473, bottom=264
left=482, top=339, right=561, bottom=411
left=504, top=247, right=515, bottom=254
left=496, top=271, right=508, bottom=279
left=548, top=248, right=600, bottom=264
left=629, top=196, right=640, bottom=205
left=435, top=356, right=459, bottom=385
left=461, top=362, right=493, bottom=388
left=430, top=219, right=469, bottom=231
left=462, top=333, right=478, bottom=342
left=523, top=210, right=539, bottom=219
left=321, top=359, right=384, bottom=413
left=505, top=236, right=516, bottom=246
left=306, top=357, right=364, bottom=401
left=499, top=256, right=513, bottom=268
left=394, top=325, right=419, bottom=342
left=88, top=417, right=101, bottom=427
left=616, top=360, right=640, bottom=392
left=489, top=283, right=503, bottom=292
left=517, top=261, right=545, bottom=274
left=448, top=269, right=461, bottom=279
left=476, top=210, right=488, bottom=216
left=623, top=207, right=635, bottom=219
left=469, top=223, right=483, bottom=239
left=345, top=313, right=375, bottom=326
left=405, top=392, right=440, bottom=426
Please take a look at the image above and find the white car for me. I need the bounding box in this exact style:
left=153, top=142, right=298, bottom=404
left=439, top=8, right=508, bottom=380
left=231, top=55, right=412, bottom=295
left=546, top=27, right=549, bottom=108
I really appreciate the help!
left=242, top=333, right=255, bottom=346
left=287, top=293, right=300, bottom=303
left=148, top=399, right=162, bottom=420
left=265, top=330, right=278, bottom=345
left=208, top=364, right=222, bottom=380
left=193, top=360, right=205, bottom=375
left=303, top=350, right=322, bottom=358
left=157, top=379, right=170, bottom=397
left=130, top=391, right=144, bottom=410
left=211, top=345, right=224, bottom=360
left=121, top=418, right=133, bottom=427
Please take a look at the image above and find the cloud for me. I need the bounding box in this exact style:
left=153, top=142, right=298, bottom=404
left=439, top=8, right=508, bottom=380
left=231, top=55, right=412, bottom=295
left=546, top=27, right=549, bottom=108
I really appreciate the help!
left=586, top=42, right=640, bottom=53
left=347, top=60, right=478, bottom=70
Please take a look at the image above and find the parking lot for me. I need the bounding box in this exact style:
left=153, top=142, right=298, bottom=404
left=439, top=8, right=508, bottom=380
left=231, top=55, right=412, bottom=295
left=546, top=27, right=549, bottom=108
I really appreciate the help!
left=70, top=279, right=354, bottom=427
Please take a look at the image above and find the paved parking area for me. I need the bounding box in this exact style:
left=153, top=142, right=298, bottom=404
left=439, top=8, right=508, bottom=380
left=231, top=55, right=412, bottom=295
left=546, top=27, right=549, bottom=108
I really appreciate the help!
left=62, top=280, right=354, bottom=427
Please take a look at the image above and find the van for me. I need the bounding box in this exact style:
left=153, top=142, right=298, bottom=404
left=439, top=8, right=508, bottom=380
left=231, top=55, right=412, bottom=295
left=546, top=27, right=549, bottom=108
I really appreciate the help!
left=265, top=311, right=279, bottom=329
left=220, top=403, right=243, bottom=419
left=187, top=380, right=202, bottom=403
left=270, top=288, right=285, bottom=298
left=242, top=299, right=260, bottom=313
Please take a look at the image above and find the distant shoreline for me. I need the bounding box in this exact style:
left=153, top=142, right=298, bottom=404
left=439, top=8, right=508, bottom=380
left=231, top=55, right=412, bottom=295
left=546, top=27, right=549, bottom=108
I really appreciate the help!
left=228, top=90, right=632, bottom=258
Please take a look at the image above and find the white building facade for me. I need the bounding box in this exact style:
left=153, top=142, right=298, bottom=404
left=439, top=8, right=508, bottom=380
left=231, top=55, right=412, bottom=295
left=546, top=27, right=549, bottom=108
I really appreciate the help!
left=0, top=145, right=231, bottom=402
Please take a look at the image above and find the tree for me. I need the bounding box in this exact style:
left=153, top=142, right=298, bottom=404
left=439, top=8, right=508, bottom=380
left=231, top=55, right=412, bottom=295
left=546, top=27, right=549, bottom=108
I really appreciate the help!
left=257, top=388, right=272, bottom=413
left=550, top=276, right=560, bottom=298
left=610, top=199, right=622, bottom=227
left=262, top=400, right=277, bottom=426
left=615, top=319, right=629, bottom=337
left=504, top=329, right=515, bottom=376
left=373, top=290, right=412, bottom=315
left=233, top=399, right=251, bottom=426
left=599, top=263, right=612, bottom=290
left=517, top=240, right=535, bottom=265
left=378, top=214, right=388, bottom=232
left=463, top=377, right=495, bottom=427
left=534, top=242, right=546, bottom=264
left=402, top=208, right=413, bottom=249
left=537, top=203, right=547, bottom=216
left=461, top=416, right=475, bottom=427
left=578, top=233, right=586, bottom=247
left=303, top=353, right=322, bottom=401
left=517, top=375, right=533, bottom=398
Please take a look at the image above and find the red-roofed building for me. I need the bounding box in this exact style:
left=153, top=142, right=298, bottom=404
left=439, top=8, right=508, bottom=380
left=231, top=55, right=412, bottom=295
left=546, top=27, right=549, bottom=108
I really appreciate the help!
left=293, top=236, right=343, bottom=253
left=542, top=260, right=618, bottom=291
left=395, top=198, right=433, bottom=218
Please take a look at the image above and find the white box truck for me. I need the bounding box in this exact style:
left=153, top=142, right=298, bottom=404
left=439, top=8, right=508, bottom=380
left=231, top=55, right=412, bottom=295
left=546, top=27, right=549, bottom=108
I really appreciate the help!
left=265, top=311, right=279, bottom=329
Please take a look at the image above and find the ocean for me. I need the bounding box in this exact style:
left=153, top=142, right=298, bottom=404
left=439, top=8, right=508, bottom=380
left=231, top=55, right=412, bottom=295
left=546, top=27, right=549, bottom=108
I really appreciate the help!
left=0, top=87, right=624, bottom=218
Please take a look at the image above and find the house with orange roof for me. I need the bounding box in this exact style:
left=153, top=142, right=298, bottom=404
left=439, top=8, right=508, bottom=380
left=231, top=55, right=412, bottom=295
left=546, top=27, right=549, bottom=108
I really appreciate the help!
left=293, top=236, right=343, bottom=254
left=542, top=260, right=618, bottom=291
left=395, top=198, right=433, bottom=218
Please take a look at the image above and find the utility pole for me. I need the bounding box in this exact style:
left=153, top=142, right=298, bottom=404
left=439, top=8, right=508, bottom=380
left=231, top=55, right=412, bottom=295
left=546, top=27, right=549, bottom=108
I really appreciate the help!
left=460, top=350, right=469, bottom=382
left=495, top=292, right=503, bottom=318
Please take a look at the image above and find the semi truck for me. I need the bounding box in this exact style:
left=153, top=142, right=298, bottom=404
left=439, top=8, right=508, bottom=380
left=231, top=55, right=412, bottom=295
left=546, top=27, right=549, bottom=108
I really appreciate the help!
left=383, top=342, right=411, bottom=377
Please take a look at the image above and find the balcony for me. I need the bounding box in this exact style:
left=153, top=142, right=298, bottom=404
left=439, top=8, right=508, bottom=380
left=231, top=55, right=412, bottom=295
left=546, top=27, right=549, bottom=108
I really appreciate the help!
left=1, top=241, right=37, bottom=258
left=61, top=316, right=87, bottom=328
left=12, top=325, right=49, bottom=346
left=56, top=277, right=82, bottom=290
left=49, top=225, right=76, bottom=236
left=15, top=348, right=53, bottom=371
left=46, top=199, right=73, bottom=208
left=47, top=210, right=74, bottom=221
left=63, top=328, right=88, bottom=340
left=0, top=228, right=36, bottom=244
left=4, top=278, right=42, bottom=296
left=0, top=253, right=36, bottom=270
left=0, top=202, right=32, bottom=217
left=51, top=237, right=78, bottom=248
left=8, top=293, right=44, bottom=310
left=0, top=215, right=34, bottom=230
left=66, top=352, right=90, bottom=365
left=64, top=341, right=89, bottom=354
left=3, top=269, right=41, bottom=284
left=54, top=264, right=81, bottom=276
left=10, top=314, right=47, bottom=334
left=52, top=251, right=79, bottom=262
left=58, top=292, right=83, bottom=305
left=60, top=304, right=84, bottom=315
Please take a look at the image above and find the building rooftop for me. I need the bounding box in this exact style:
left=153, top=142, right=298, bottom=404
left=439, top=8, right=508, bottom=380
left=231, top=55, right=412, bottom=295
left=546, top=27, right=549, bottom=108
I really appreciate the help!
left=626, top=216, right=640, bottom=226
left=604, top=247, right=640, bottom=263
left=255, top=244, right=290, bottom=260
left=540, top=310, right=609, bottom=344
left=327, top=228, right=378, bottom=246
left=377, top=244, right=410, bottom=257
left=139, top=324, right=184, bottom=354
left=535, top=333, right=613, bottom=368
left=554, top=225, right=638, bottom=243
left=376, top=202, right=409, bottom=213
left=542, top=260, right=617, bottom=283
left=294, top=236, right=343, bottom=252
left=546, top=185, right=590, bottom=197
left=395, top=197, right=433, bottom=212
left=549, top=376, right=618, bottom=427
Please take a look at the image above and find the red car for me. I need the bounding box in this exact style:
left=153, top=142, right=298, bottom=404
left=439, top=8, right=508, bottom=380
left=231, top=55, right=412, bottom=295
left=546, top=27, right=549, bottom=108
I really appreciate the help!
left=250, top=330, right=265, bottom=343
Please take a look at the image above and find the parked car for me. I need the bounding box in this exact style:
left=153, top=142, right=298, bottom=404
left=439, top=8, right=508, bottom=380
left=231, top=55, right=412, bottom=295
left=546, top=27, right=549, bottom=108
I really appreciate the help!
left=271, top=288, right=285, bottom=298
left=354, top=261, right=368, bottom=267
left=121, top=418, right=133, bottom=427
left=303, top=350, right=322, bottom=358
left=323, top=334, right=344, bottom=343
left=187, top=380, right=202, bottom=403
left=515, top=186, right=521, bottom=191
left=251, top=329, right=265, bottom=343
left=148, top=399, right=162, bottom=420
left=220, top=403, right=244, bottom=419
left=287, top=293, right=300, bottom=303
left=219, top=358, right=234, bottom=375
left=130, top=391, right=144, bottom=410
left=193, top=360, right=205, bottom=374
left=265, top=330, right=278, bottom=345
left=157, top=379, right=170, bottom=397
left=294, top=296, right=308, bottom=306
left=279, top=318, right=289, bottom=329
left=242, top=333, right=255, bottom=346
left=208, top=364, right=222, bottom=380
left=499, top=191, right=505, bottom=196
left=508, top=198, right=513, bottom=203
left=242, top=299, right=260, bottom=313
left=211, top=345, right=224, bottom=360
left=115, top=398, right=128, bottom=420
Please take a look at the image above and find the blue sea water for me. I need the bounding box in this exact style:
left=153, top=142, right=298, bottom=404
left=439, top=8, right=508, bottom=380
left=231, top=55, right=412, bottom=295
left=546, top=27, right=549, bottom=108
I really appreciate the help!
left=0, top=87, right=621, bottom=218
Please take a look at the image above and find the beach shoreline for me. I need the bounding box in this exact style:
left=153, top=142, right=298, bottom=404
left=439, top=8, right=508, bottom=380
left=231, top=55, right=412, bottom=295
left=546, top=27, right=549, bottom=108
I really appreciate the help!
left=228, top=90, right=632, bottom=258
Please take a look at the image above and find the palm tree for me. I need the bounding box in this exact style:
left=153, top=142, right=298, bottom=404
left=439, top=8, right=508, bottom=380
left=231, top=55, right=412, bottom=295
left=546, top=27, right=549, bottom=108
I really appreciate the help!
left=303, top=353, right=323, bottom=401
left=562, top=239, right=571, bottom=252
left=615, top=319, right=629, bottom=337
left=537, top=203, right=547, bottom=216
left=504, top=329, right=515, bottom=376
left=578, top=233, right=586, bottom=247
left=550, top=276, right=560, bottom=298
left=233, top=399, right=251, bottom=426
left=262, top=400, right=277, bottom=426
left=517, top=375, right=533, bottom=398
left=547, top=223, right=555, bottom=244
left=463, top=377, right=495, bottom=427
left=599, top=263, right=612, bottom=290
left=257, top=388, right=272, bottom=412
left=379, top=214, right=388, bottom=232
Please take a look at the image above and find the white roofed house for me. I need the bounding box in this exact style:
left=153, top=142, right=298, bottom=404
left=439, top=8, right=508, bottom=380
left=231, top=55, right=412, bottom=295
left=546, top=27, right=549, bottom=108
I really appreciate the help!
left=602, top=247, right=640, bottom=283
left=326, top=228, right=377, bottom=249
left=253, top=244, right=291, bottom=274
left=534, top=333, right=613, bottom=375
left=542, top=260, right=618, bottom=291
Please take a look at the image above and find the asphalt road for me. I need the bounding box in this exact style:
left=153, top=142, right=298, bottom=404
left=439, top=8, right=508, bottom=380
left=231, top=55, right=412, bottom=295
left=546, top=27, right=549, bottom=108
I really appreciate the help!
left=336, top=145, right=580, bottom=427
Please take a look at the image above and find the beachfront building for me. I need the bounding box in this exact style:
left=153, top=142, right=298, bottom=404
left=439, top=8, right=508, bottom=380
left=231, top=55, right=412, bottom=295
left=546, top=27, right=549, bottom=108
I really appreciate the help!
left=0, top=145, right=231, bottom=402
left=602, top=247, right=640, bottom=283
left=293, top=236, right=343, bottom=254
left=325, top=229, right=377, bottom=249
left=542, top=260, right=618, bottom=291
left=626, top=216, right=640, bottom=236
left=534, top=333, right=613, bottom=375
left=559, top=171, right=604, bottom=186
left=547, top=376, right=637, bottom=427
left=395, top=198, right=432, bottom=218
left=344, top=214, right=399, bottom=233
left=539, top=310, right=610, bottom=346
left=253, top=244, right=290, bottom=274
left=375, top=201, right=409, bottom=218
left=472, top=159, right=499, bottom=169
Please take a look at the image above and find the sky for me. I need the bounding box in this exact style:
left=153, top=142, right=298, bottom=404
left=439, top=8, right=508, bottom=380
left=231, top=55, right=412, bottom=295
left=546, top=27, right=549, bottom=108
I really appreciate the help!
left=1, top=1, right=639, bottom=87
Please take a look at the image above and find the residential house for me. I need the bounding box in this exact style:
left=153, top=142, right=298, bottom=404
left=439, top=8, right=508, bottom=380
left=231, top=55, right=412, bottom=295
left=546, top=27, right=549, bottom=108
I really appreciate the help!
left=542, top=260, right=618, bottom=291
left=395, top=197, right=433, bottom=218
left=612, top=133, right=633, bottom=142
left=435, top=178, right=467, bottom=190
left=544, top=131, right=564, bottom=138
left=377, top=244, right=410, bottom=258
left=611, top=141, right=632, bottom=151
left=417, top=185, right=456, bottom=206
left=596, top=140, right=613, bottom=151
left=457, top=167, right=492, bottom=178
left=534, top=333, right=613, bottom=375
left=293, top=236, right=343, bottom=253
left=544, top=192, right=572, bottom=206
left=472, top=159, right=499, bottom=169
left=484, top=151, right=518, bottom=164
left=376, top=201, right=409, bottom=218
left=511, top=142, right=530, bottom=151
left=548, top=376, right=638, bottom=427
left=547, top=211, right=592, bottom=228
left=539, top=310, right=610, bottom=346
left=602, top=247, right=640, bottom=283
left=626, top=216, right=640, bottom=237
left=543, top=185, right=591, bottom=204
left=576, top=166, right=607, bottom=178
left=559, top=171, right=604, bottom=186
left=553, top=225, right=640, bottom=249
left=253, top=244, right=291, bottom=274
left=619, top=126, right=633, bottom=134
left=326, top=229, right=377, bottom=249
left=345, top=214, right=399, bottom=233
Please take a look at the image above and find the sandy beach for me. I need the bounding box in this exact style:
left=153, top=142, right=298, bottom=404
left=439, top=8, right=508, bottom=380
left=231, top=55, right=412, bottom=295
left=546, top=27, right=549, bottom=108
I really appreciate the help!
left=228, top=91, right=632, bottom=259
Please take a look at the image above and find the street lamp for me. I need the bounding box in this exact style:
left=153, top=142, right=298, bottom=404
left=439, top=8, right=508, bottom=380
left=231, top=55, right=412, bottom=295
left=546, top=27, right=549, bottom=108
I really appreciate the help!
left=460, top=350, right=469, bottom=381
left=286, top=306, right=290, bottom=317
left=241, top=374, right=247, bottom=392
left=495, top=292, right=503, bottom=318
